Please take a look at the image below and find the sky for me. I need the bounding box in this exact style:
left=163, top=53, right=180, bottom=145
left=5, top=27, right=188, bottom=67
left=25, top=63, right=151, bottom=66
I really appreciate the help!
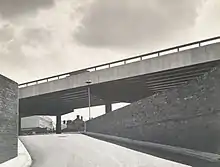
left=0, top=0, right=220, bottom=122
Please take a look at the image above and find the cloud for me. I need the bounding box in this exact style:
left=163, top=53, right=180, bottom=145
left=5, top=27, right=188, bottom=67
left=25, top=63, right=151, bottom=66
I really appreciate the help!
left=0, top=0, right=54, bottom=18
left=0, top=24, right=14, bottom=42
left=74, top=0, right=205, bottom=48
left=193, top=0, right=220, bottom=38
left=22, top=28, right=52, bottom=46
left=1, top=0, right=220, bottom=84
left=0, top=0, right=121, bottom=83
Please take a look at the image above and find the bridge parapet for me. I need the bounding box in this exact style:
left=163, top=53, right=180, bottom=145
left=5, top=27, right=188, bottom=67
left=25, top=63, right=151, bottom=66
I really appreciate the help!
left=19, top=36, right=220, bottom=88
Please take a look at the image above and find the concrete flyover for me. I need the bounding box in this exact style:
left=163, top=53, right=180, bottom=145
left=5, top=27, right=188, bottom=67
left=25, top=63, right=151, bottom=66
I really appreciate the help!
left=18, top=37, right=220, bottom=133
left=19, top=36, right=220, bottom=116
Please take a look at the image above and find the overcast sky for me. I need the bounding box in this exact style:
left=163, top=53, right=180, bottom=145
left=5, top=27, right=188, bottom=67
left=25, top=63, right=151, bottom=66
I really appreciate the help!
left=1, top=0, right=220, bottom=121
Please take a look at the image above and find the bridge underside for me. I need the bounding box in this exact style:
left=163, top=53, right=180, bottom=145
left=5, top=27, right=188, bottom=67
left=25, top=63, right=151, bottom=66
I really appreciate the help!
left=19, top=60, right=219, bottom=117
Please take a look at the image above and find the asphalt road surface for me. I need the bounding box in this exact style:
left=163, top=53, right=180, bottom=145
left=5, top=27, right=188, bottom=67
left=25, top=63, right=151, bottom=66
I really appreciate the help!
left=20, top=134, right=190, bottom=167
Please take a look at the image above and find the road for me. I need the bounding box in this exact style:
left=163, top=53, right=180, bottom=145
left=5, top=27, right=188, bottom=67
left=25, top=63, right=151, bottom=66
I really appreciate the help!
left=20, top=134, right=190, bottom=167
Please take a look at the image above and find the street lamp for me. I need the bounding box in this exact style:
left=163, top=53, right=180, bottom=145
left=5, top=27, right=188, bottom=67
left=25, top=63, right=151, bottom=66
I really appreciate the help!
left=86, top=80, right=92, bottom=120
left=84, top=80, right=92, bottom=132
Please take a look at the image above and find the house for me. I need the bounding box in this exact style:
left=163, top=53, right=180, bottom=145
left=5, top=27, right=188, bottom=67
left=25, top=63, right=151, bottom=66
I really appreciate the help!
left=63, top=115, right=84, bottom=132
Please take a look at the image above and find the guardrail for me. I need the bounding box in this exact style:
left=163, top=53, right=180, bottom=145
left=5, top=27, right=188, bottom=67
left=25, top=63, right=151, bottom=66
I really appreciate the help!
left=19, top=36, right=220, bottom=88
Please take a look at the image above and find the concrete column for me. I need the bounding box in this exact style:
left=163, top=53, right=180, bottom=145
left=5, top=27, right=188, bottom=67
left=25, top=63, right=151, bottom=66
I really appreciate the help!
left=18, top=113, right=21, bottom=135
left=105, top=102, right=112, bottom=113
left=56, top=114, right=61, bottom=134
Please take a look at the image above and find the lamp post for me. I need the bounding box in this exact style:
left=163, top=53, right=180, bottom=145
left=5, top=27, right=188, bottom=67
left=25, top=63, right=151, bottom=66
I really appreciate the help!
left=86, top=80, right=92, bottom=120
left=84, top=80, right=91, bottom=132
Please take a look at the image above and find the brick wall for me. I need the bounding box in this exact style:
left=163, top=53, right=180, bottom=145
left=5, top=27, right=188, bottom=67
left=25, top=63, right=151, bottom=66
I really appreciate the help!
left=0, top=75, right=18, bottom=163
left=87, top=62, right=220, bottom=154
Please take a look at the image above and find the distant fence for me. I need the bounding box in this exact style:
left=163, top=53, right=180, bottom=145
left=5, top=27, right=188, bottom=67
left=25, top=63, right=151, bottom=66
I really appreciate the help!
left=19, top=36, right=220, bottom=88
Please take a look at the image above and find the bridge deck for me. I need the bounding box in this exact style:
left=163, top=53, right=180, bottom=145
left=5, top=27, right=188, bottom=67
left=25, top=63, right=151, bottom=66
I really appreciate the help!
left=19, top=37, right=220, bottom=116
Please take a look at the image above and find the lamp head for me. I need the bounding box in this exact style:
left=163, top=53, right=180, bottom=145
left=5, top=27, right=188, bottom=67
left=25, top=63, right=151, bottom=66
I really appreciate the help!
left=86, top=80, right=92, bottom=84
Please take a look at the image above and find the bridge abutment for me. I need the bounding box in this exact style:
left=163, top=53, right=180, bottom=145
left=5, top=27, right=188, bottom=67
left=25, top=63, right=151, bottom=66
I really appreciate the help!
left=86, top=62, right=220, bottom=154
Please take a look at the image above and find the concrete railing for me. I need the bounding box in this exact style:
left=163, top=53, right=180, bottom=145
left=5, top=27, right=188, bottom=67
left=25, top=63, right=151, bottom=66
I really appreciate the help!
left=18, top=36, right=220, bottom=88
left=82, top=132, right=220, bottom=167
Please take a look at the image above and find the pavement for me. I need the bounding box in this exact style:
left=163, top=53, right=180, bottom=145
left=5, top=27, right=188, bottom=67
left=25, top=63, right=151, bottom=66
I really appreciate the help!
left=0, top=139, right=32, bottom=167
left=20, top=133, right=190, bottom=167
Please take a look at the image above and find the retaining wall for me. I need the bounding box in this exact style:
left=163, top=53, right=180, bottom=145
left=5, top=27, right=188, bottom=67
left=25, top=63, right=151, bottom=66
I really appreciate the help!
left=87, top=62, right=220, bottom=154
left=0, top=75, right=18, bottom=163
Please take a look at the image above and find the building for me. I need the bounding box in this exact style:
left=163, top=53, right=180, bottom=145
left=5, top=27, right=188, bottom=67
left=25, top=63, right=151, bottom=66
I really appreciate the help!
left=61, top=122, right=67, bottom=130
left=63, top=115, right=84, bottom=132
left=21, top=116, right=54, bottom=135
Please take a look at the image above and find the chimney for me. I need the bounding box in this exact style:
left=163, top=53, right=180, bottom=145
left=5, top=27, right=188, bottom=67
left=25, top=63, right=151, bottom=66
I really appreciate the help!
left=80, top=116, right=83, bottom=121
left=67, top=120, right=72, bottom=125
left=77, top=115, right=80, bottom=119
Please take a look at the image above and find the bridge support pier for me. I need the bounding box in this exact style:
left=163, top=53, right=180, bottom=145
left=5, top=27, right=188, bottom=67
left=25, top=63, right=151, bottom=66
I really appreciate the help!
left=105, top=102, right=112, bottom=113
left=56, top=114, right=61, bottom=134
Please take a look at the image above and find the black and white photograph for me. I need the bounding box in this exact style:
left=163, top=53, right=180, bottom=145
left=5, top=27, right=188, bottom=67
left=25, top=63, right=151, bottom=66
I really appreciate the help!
left=0, top=0, right=220, bottom=167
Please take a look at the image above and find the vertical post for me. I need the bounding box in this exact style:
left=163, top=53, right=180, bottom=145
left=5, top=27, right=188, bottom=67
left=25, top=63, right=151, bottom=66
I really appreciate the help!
left=105, top=102, right=112, bottom=113
left=85, top=80, right=92, bottom=132
left=88, top=86, right=91, bottom=120
left=86, top=80, right=92, bottom=120
left=84, top=121, right=87, bottom=132
left=56, top=114, right=61, bottom=134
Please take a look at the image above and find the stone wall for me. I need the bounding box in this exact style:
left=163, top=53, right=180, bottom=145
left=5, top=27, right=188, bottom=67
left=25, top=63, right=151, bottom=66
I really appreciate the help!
left=87, top=62, right=220, bottom=154
left=0, top=75, right=18, bottom=163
